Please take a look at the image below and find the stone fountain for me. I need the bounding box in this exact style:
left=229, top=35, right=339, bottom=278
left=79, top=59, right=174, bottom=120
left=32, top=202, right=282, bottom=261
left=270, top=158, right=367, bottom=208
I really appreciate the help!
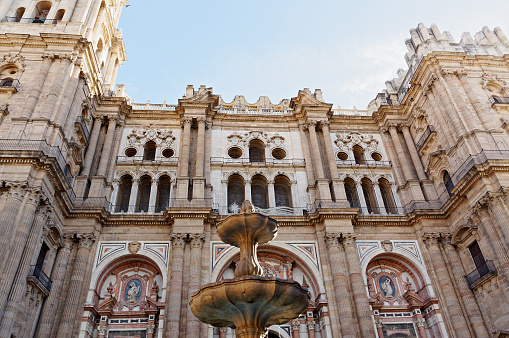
left=190, top=201, right=310, bottom=338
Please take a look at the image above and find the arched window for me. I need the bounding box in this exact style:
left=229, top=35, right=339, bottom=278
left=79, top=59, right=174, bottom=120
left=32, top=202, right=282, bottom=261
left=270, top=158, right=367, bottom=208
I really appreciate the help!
left=143, top=140, right=156, bottom=161
left=251, top=175, right=268, bottom=209
left=156, top=175, right=171, bottom=212
left=353, top=145, right=365, bottom=164
left=55, top=9, right=65, bottom=21
left=136, top=175, right=152, bottom=212
left=249, top=139, right=265, bottom=163
left=344, top=178, right=359, bottom=208
left=274, top=175, right=292, bottom=208
left=116, top=175, right=132, bottom=212
left=443, top=170, right=454, bottom=197
left=34, top=1, right=51, bottom=23
left=15, top=7, right=25, bottom=22
left=379, top=178, right=397, bottom=214
left=227, top=175, right=245, bottom=212
left=361, top=178, right=378, bottom=213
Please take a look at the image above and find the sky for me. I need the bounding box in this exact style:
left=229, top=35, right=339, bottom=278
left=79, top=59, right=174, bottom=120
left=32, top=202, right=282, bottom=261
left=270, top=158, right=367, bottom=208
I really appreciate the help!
left=116, top=1, right=509, bottom=109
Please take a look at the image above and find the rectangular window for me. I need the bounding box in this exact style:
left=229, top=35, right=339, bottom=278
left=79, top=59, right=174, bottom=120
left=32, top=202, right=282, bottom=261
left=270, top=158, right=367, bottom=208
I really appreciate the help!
left=36, top=243, right=49, bottom=270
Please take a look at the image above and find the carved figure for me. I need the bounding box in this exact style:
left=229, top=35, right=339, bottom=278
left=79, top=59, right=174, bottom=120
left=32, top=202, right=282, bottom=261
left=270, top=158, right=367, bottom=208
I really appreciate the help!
left=127, top=281, right=140, bottom=303
left=380, top=277, right=394, bottom=298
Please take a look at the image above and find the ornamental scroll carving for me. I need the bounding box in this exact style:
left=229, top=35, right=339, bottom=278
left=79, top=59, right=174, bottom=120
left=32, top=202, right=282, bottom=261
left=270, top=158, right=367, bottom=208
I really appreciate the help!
left=334, top=132, right=378, bottom=152
left=127, top=127, right=175, bottom=147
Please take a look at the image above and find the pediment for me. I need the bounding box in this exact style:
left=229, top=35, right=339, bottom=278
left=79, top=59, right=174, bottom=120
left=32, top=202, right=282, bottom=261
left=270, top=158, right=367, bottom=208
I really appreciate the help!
left=290, top=89, right=332, bottom=109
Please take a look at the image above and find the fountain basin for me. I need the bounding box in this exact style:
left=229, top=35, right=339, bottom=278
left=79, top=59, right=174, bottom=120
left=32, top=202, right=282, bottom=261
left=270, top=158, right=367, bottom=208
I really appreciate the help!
left=217, top=213, right=277, bottom=277
left=190, top=276, right=310, bottom=338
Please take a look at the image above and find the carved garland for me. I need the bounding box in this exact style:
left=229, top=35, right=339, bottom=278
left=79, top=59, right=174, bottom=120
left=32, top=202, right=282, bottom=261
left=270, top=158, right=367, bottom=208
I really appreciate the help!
left=127, top=127, right=176, bottom=147
left=334, top=132, right=379, bottom=153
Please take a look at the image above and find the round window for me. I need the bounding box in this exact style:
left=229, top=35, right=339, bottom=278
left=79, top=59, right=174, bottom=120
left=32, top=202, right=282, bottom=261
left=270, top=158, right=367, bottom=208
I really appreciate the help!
left=272, top=148, right=286, bottom=160
left=228, top=147, right=243, bottom=159
left=125, top=147, right=137, bottom=157
left=371, top=152, right=382, bottom=161
left=337, top=152, right=348, bottom=160
left=162, top=148, right=174, bottom=158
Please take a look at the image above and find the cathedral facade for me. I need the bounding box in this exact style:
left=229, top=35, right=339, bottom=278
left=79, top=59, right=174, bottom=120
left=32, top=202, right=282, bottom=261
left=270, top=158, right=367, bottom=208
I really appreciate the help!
left=0, top=0, right=508, bottom=337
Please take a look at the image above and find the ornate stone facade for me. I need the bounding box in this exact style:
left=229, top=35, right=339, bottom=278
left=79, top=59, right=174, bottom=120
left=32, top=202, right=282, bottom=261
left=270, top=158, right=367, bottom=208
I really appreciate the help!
left=0, top=1, right=508, bottom=337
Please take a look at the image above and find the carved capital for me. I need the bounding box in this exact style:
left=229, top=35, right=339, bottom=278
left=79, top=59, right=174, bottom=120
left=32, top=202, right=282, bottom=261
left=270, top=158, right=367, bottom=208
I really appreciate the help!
left=307, top=321, right=315, bottom=330
left=171, top=233, right=186, bottom=249
left=341, top=233, right=357, bottom=247
left=97, top=326, right=108, bottom=335
left=291, top=320, right=301, bottom=330
left=440, top=233, right=453, bottom=247
left=422, top=233, right=440, bottom=248
left=146, top=324, right=155, bottom=334
left=307, top=121, right=317, bottom=128
left=324, top=233, right=339, bottom=248
left=197, top=117, right=206, bottom=124
left=26, top=188, right=42, bottom=207
left=106, top=115, right=118, bottom=124
left=181, top=117, right=192, bottom=127
left=77, top=233, right=96, bottom=250
left=375, top=318, right=383, bottom=328
left=190, top=234, right=205, bottom=249
left=6, top=182, right=27, bottom=201
left=62, top=234, right=75, bottom=251
left=219, top=327, right=228, bottom=333
left=414, top=317, right=426, bottom=327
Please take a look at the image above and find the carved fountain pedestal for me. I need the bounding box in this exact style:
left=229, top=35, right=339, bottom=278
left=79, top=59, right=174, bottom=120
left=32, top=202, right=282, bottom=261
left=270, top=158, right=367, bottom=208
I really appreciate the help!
left=190, top=202, right=310, bottom=338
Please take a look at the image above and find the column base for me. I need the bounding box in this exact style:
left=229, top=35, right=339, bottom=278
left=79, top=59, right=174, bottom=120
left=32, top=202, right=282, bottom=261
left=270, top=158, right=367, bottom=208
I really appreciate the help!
left=421, top=180, right=438, bottom=200
left=399, top=180, right=425, bottom=204
left=331, top=179, right=350, bottom=208
left=192, top=178, right=206, bottom=199
left=316, top=179, right=332, bottom=201
left=175, top=177, right=190, bottom=199
left=88, top=176, right=110, bottom=198
left=73, top=176, right=89, bottom=199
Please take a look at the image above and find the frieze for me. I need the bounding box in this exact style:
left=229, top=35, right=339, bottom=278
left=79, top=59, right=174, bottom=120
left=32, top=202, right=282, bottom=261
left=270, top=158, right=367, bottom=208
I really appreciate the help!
left=127, top=127, right=175, bottom=147
left=334, top=132, right=379, bottom=152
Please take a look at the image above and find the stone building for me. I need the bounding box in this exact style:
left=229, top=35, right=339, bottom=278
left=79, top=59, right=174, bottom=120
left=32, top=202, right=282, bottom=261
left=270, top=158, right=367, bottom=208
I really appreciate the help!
left=0, top=0, right=508, bottom=337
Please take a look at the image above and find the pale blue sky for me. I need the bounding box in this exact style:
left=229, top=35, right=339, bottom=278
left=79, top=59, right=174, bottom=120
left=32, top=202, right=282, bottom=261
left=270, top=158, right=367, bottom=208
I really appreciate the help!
left=116, top=1, right=509, bottom=108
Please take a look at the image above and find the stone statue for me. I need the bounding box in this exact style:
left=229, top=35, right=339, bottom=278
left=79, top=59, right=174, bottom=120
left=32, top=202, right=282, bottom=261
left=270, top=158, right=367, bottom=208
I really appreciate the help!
left=127, top=281, right=140, bottom=303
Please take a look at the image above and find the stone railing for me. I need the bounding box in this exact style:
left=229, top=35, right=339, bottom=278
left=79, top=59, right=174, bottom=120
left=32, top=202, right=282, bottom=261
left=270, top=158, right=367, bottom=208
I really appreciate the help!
left=331, top=107, right=373, bottom=116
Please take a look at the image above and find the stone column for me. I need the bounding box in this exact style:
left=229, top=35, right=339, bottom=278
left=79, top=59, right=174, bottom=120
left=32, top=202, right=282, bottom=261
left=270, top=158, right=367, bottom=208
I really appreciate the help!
left=442, top=71, right=479, bottom=132
left=307, top=122, right=325, bottom=180
left=0, top=189, right=41, bottom=312
left=321, top=122, right=348, bottom=204
left=54, top=59, right=82, bottom=128
left=21, top=55, right=53, bottom=119
left=128, top=178, right=139, bottom=213
left=441, top=235, right=489, bottom=337
left=176, top=117, right=192, bottom=199
left=110, top=179, right=119, bottom=211
left=391, top=184, right=403, bottom=213
left=422, top=233, right=470, bottom=336
left=219, top=327, right=227, bottom=338
left=291, top=320, right=301, bottom=338
left=341, top=234, right=376, bottom=337
left=40, top=57, right=72, bottom=119
left=372, top=181, right=386, bottom=214
left=388, top=125, right=415, bottom=181
left=299, top=125, right=315, bottom=186
left=401, top=125, right=427, bottom=181
left=485, top=192, right=509, bottom=244
left=36, top=235, right=74, bottom=338
left=96, top=116, right=117, bottom=176
left=414, top=317, right=427, bottom=338
left=0, top=203, right=51, bottom=336
left=0, top=183, right=26, bottom=263
left=307, top=321, right=316, bottom=338
left=178, top=117, right=192, bottom=178
left=425, top=90, right=455, bottom=149
left=268, top=180, right=276, bottom=208
left=381, top=130, right=405, bottom=186
left=434, top=76, right=468, bottom=137
left=195, top=118, right=206, bottom=178
left=166, top=234, right=186, bottom=337
left=324, top=233, right=356, bottom=338
left=245, top=180, right=252, bottom=203
left=457, top=72, right=493, bottom=130
left=148, top=179, right=158, bottom=213
left=355, top=181, right=368, bottom=213
left=186, top=234, right=204, bottom=336
left=55, top=234, right=95, bottom=337
left=107, top=122, right=124, bottom=183
left=81, top=117, right=103, bottom=177
left=374, top=318, right=384, bottom=338
left=97, top=325, right=108, bottom=338
left=221, top=180, right=228, bottom=213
